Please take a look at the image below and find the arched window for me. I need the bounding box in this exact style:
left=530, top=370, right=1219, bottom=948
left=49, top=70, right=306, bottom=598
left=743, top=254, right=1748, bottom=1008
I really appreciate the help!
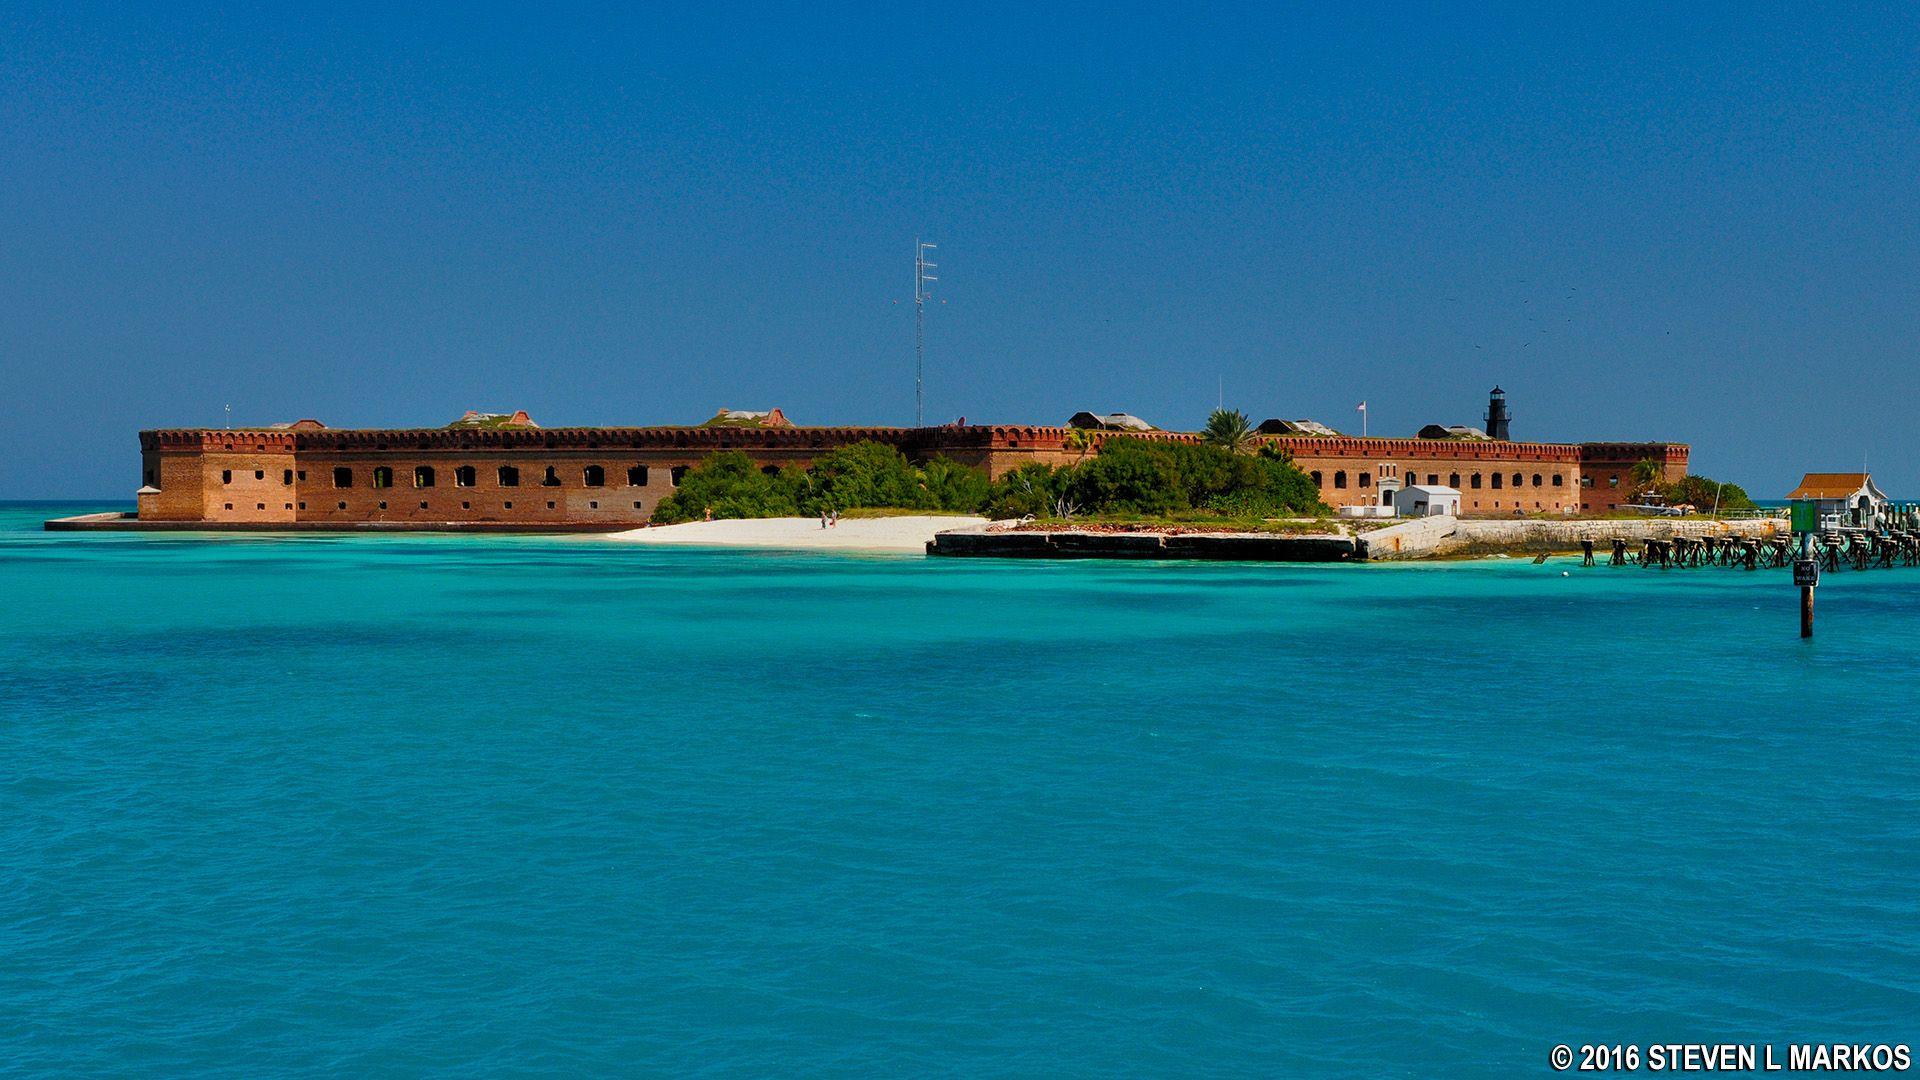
left=1470, top=473, right=1482, bottom=489
left=1512, top=473, right=1523, bottom=487
left=498, top=465, right=520, bottom=487
left=542, top=466, right=561, bottom=487
left=583, top=465, right=605, bottom=487
left=455, top=466, right=476, bottom=487
left=333, top=467, right=353, bottom=488
left=1532, top=473, right=1542, bottom=487
left=1358, top=472, right=1372, bottom=488
left=1491, top=472, right=1503, bottom=489
left=1449, top=472, right=1460, bottom=488
left=1310, top=471, right=1323, bottom=488
left=1426, top=474, right=1438, bottom=487
left=415, top=466, right=435, bottom=488
left=1551, top=474, right=1563, bottom=487
left=372, top=467, right=393, bottom=489
left=627, top=465, right=648, bottom=486
left=670, top=465, right=690, bottom=486
left=1333, top=470, right=1347, bottom=489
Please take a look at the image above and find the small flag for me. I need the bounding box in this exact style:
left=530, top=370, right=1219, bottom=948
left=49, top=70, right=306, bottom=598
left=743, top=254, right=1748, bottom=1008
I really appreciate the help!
left=1356, top=401, right=1367, bottom=412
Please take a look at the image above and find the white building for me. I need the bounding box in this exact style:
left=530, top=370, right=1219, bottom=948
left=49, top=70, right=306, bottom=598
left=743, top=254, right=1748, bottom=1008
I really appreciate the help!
left=1788, top=473, right=1888, bottom=530
left=1393, top=484, right=1462, bottom=518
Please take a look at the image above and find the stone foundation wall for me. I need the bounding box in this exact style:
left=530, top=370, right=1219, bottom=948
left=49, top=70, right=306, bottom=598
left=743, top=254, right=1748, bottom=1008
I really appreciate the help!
left=1361, top=515, right=1784, bottom=560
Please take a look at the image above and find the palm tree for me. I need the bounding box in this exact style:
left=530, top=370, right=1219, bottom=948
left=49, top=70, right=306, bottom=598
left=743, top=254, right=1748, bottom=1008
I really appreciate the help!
left=1202, top=408, right=1256, bottom=454
left=1062, top=426, right=1097, bottom=462
left=1628, top=458, right=1664, bottom=496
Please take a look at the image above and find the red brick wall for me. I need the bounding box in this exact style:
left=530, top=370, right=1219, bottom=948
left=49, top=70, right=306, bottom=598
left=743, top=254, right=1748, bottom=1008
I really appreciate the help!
left=1274, top=437, right=1582, bottom=515
left=138, top=451, right=208, bottom=520
left=138, top=432, right=297, bottom=522
left=292, top=451, right=707, bottom=524
left=1575, top=444, right=1690, bottom=514
left=133, top=425, right=1690, bottom=524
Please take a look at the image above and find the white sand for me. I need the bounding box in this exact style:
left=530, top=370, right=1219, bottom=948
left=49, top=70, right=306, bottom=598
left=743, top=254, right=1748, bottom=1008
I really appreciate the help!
left=608, top=515, right=988, bottom=552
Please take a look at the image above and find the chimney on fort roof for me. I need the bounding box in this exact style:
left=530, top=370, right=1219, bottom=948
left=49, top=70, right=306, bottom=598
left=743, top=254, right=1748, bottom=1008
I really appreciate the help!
left=1485, top=386, right=1512, bottom=441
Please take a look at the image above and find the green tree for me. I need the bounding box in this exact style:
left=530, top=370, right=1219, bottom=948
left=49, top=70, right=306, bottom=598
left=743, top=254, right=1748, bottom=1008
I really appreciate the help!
left=985, top=462, right=1067, bottom=518
left=1062, top=439, right=1186, bottom=514
left=919, top=456, right=991, bottom=512
left=1200, top=408, right=1256, bottom=454
left=650, top=452, right=800, bottom=523
left=651, top=434, right=1329, bottom=526
left=1628, top=458, right=1665, bottom=496
left=1062, top=438, right=1327, bottom=518
left=797, top=441, right=932, bottom=514
left=1663, top=474, right=1756, bottom=514
left=1249, top=444, right=1327, bottom=514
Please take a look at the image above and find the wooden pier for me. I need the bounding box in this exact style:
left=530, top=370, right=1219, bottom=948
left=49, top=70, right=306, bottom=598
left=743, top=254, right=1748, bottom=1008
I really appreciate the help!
left=1594, top=528, right=1920, bottom=574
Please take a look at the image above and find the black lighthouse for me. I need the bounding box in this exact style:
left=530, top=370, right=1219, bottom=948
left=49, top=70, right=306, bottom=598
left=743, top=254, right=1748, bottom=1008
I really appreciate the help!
left=1485, top=386, right=1512, bottom=441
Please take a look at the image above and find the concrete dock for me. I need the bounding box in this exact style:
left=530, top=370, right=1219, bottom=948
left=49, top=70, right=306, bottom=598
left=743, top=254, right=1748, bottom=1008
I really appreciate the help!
left=927, top=525, right=1361, bottom=561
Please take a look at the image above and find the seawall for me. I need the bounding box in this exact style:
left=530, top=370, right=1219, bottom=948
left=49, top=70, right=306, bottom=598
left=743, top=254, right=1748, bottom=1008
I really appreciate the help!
left=1359, top=516, right=1787, bottom=561
left=927, top=526, right=1360, bottom=561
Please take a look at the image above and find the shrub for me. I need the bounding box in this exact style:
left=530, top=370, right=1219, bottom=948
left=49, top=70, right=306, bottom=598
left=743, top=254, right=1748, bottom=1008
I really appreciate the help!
left=1063, top=440, right=1185, bottom=515
left=1055, top=438, right=1326, bottom=518
left=1251, top=444, right=1325, bottom=512
left=920, top=456, right=991, bottom=512
left=647, top=435, right=1328, bottom=524
left=985, top=463, right=1066, bottom=518
left=795, top=441, right=933, bottom=514
left=650, top=451, right=801, bottom=523
left=1664, top=474, right=1756, bottom=513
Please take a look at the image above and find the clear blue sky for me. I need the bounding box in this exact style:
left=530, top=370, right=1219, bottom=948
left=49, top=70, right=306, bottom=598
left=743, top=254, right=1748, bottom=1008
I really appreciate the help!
left=3, top=3, right=1916, bottom=499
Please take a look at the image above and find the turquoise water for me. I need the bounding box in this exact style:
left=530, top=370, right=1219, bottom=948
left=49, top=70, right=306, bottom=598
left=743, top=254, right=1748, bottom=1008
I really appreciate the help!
left=4, top=503, right=1916, bottom=1077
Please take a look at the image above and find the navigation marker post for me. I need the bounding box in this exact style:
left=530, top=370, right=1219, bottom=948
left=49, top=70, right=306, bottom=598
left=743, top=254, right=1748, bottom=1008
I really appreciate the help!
left=1791, top=499, right=1819, bottom=638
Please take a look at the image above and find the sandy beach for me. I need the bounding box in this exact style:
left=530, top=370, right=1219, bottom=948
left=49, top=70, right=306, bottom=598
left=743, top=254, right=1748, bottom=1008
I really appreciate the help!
left=608, top=515, right=988, bottom=552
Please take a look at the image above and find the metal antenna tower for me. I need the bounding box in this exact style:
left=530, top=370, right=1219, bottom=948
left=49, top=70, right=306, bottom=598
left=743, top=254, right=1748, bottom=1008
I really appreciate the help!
left=915, top=239, right=937, bottom=426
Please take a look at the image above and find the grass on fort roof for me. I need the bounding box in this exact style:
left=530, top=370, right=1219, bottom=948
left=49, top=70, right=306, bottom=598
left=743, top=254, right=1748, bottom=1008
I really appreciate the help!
left=444, top=416, right=532, bottom=429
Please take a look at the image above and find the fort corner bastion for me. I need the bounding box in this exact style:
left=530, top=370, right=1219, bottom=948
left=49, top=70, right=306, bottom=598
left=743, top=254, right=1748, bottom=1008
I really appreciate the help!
left=55, top=402, right=1688, bottom=531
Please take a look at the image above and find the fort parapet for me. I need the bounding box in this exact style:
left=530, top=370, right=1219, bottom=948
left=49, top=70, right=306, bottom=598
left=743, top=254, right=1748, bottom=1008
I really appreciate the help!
left=116, top=420, right=1687, bottom=529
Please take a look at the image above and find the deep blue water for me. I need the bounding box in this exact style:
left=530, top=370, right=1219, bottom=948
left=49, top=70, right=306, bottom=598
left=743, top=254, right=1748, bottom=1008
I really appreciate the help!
left=4, top=503, right=1916, bottom=1077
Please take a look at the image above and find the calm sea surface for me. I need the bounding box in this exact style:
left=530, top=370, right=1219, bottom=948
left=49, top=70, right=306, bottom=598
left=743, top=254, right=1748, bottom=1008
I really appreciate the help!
left=4, top=503, right=1916, bottom=1077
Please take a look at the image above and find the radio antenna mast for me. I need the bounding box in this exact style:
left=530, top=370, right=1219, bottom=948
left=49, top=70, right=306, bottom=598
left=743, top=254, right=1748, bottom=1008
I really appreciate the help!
left=915, top=239, right=937, bottom=426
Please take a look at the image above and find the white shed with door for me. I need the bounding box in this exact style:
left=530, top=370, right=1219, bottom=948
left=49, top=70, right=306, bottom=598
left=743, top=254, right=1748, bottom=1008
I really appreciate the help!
left=1393, top=484, right=1461, bottom=518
